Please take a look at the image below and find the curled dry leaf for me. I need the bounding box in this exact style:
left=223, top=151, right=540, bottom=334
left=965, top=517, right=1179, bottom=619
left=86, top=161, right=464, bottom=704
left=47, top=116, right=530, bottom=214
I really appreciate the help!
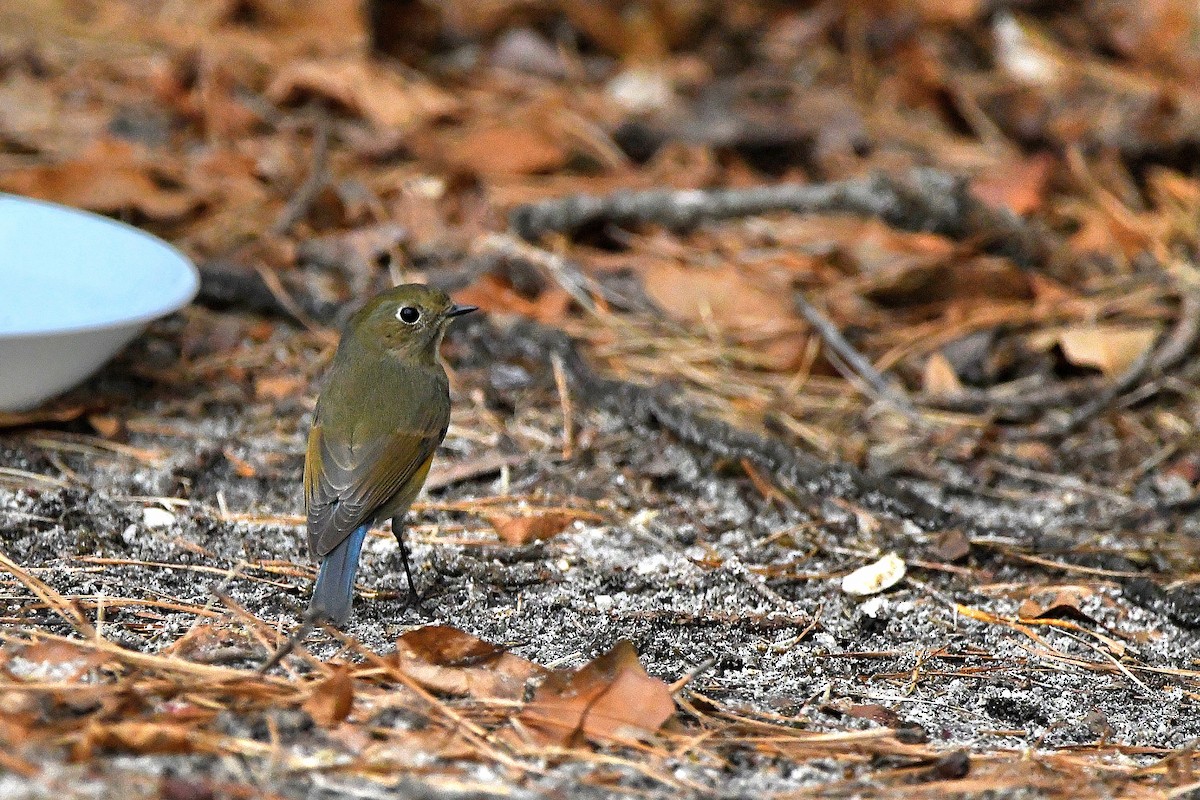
left=302, top=665, right=354, bottom=726
left=266, top=58, right=458, bottom=130
left=841, top=552, right=907, bottom=597
left=517, top=640, right=675, bottom=746
left=1028, top=324, right=1159, bottom=377
left=0, top=139, right=197, bottom=220
left=394, top=626, right=545, bottom=701
left=1017, top=589, right=1095, bottom=623
left=485, top=510, right=581, bottom=546
left=1053, top=325, right=1159, bottom=378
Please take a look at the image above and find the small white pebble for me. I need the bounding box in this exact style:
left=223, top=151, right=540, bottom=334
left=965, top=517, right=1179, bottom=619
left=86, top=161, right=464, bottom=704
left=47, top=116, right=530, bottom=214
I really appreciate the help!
left=606, top=67, right=675, bottom=113
left=629, top=508, right=658, bottom=528
left=841, top=552, right=906, bottom=597
left=635, top=553, right=671, bottom=575
left=859, top=595, right=888, bottom=618
left=121, top=524, right=138, bottom=543
left=142, top=506, right=175, bottom=529
left=595, top=594, right=613, bottom=612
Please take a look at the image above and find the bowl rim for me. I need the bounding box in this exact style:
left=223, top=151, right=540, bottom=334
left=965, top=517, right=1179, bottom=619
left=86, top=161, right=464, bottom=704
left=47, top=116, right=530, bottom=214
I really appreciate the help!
left=0, top=193, right=200, bottom=340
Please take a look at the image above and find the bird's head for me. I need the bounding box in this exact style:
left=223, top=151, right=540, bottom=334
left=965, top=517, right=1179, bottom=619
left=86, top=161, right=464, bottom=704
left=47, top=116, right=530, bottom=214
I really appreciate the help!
left=349, top=283, right=477, bottom=363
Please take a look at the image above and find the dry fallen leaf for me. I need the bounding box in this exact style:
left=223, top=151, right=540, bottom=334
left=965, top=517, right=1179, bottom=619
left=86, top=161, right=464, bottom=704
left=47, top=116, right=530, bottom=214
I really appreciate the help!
left=454, top=273, right=573, bottom=325
left=923, top=353, right=964, bottom=395
left=929, top=530, right=972, bottom=563
left=845, top=703, right=903, bottom=728
left=302, top=665, right=354, bottom=726
left=485, top=511, right=580, bottom=546
left=1017, top=589, right=1095, bottom=623
left=972, top=153, right=1054, bottom=215
left=0, top=139, right=197, bottom=220
left=642, top=261, right=804, bottom=370
left=87, top=415, right=124, bottom=439
left=517, top=640, right=675, bottom=746
left=82, top=721, right=198, bottom=756
left=267, top=58, right=458, bottom=130
left=394, top=626, right=545, bottom=701
left=1050, top=325, right=1159, bottom=378
left=448, top=124, right=567, bottom=176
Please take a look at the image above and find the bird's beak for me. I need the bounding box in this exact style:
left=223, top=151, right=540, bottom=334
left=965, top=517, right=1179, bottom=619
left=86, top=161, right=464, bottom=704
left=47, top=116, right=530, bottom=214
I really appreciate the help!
left=447, top=304, right=478, bottom=318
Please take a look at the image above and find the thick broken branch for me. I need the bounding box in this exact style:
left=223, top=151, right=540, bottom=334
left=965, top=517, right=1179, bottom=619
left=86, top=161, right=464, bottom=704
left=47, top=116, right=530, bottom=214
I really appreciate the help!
left=511, top=168, right=1054, bottom=271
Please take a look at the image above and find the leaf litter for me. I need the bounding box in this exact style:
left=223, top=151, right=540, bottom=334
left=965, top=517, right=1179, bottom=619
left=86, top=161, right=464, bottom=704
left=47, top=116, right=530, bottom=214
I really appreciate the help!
left=6, top=1, right=1200, bottom=798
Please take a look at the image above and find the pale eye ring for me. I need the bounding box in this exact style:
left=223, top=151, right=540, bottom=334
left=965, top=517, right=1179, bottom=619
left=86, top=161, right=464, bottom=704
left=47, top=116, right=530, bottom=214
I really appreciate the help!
left=397, top=306, right=420, bottom=324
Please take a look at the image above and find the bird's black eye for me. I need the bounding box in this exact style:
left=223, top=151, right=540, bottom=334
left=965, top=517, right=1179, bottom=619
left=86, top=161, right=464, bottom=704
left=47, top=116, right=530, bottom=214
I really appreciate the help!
left=397, top=306, right=420, bottom=324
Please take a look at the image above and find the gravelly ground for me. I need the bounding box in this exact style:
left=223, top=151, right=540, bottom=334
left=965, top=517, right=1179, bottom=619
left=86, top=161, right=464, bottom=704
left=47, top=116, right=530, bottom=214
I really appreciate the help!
left=3, top=314, right=1200, bottom=799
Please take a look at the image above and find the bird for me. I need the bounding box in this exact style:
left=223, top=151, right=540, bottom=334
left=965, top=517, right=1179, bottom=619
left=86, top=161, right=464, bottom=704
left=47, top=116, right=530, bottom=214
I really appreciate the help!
left=304, top=283, right=476, bottom=624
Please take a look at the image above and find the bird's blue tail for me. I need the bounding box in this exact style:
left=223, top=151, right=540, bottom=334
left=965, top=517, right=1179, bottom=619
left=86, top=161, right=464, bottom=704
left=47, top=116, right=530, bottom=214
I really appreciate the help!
left=309, top=524, right=369, bottom=624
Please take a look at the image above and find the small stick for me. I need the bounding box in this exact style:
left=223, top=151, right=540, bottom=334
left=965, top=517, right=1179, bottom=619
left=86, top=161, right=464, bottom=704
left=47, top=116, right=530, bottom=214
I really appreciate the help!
left=270, top=108, right=331, bottom=236
left=551, top=352, right=575, bottom=459
left=258, top=607, right=323, bottom=674
left=793, top=291, right=922, bottom=421
left=669, top=657, right=718, bottom=694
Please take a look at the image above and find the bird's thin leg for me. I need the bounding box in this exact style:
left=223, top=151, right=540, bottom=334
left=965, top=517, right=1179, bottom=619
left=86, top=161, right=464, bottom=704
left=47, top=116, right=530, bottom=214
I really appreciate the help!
left=391, top=514, right=422, bottom=607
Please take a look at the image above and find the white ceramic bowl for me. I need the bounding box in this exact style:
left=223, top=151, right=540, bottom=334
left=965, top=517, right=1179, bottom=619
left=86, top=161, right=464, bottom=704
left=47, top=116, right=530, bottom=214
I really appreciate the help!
left=0, top=194, right=199, bottom=411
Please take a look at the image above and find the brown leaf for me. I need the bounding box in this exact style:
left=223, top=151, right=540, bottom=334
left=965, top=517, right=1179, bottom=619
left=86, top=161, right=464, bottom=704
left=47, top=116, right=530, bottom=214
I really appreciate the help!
left=929, top=530, right=971, bottom=563
left=266, top=58, right=458, bottom=130
left=455, top=274, right=573, bottom=325
left=0, top=139, right=197, bottom=220
left=1017, top=589, right=1094, bottom=622
left=85, top=721, right=197, bottom=755
left=9, top=641, right=108, bottom=681
left=845, top=703, right=902, bottom=727
left=972, top=153, right=1054, bottom=215
left=302, top=665, right=354, bottom=726
left=486, top=511, right=580, bottom=546
left=448, top=125, right=567, bottom=176
left=642, top=261, right=804, bottom=370
left=922, top=353, right=963, bottom=396
left=394, top=626, right=545, bottom=701
left=518, top=640, right=675, bottom=746
left=87, top=415, right=124, bottom=440
left=1053, top=325, right=1159, bottom=378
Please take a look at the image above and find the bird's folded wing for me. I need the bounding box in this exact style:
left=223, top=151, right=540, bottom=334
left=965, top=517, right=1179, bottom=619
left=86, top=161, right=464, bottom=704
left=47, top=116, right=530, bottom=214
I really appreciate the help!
left=305, top=424, right=441, bottom=558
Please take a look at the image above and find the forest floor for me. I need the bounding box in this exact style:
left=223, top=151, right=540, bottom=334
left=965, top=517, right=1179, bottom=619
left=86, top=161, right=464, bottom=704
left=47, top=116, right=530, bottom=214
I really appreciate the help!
left=6, top=2, right=1200, bottom=798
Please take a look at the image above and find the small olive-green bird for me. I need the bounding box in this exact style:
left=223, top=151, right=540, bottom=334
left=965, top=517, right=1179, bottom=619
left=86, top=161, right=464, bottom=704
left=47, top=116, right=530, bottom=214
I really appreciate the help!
left=305, top=284, right=476, bottom=624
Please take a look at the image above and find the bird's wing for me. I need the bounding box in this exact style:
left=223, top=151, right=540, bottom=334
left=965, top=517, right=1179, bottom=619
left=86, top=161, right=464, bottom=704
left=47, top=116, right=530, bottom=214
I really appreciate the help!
left=305, top=421, right=445, bottom=558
